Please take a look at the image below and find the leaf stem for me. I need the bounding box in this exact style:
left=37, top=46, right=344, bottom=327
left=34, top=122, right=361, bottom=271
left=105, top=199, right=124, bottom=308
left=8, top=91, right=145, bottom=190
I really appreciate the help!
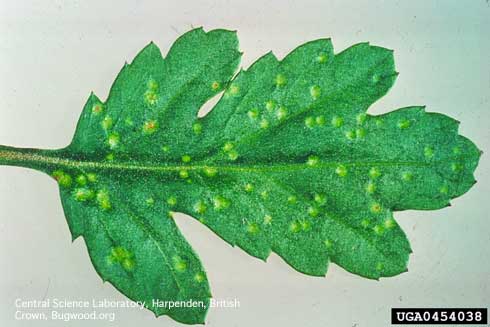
left=0, top=144, right=58, bottom=172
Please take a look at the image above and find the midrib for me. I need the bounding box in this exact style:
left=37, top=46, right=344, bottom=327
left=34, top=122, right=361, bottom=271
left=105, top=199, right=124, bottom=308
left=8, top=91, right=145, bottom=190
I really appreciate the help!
left=0, top=146, right=428, bottom=173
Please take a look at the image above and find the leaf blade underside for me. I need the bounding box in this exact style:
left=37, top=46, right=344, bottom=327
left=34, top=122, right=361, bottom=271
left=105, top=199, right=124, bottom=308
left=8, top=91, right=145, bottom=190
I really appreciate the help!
left=0, top=28, right=480, bottom=324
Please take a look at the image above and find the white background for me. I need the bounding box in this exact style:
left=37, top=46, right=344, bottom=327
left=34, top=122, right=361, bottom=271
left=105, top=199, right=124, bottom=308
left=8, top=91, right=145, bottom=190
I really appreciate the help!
left=1, top=1, right=489, bottom=326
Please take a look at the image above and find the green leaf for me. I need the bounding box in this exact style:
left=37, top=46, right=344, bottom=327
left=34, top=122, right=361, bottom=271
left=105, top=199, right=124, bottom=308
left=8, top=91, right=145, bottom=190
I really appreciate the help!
left=0, top=28, right=481, bottom=324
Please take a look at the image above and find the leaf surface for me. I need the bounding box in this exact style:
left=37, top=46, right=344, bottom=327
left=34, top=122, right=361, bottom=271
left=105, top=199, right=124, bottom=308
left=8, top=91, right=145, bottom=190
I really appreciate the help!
left=0, top=28, right=481, bottom=324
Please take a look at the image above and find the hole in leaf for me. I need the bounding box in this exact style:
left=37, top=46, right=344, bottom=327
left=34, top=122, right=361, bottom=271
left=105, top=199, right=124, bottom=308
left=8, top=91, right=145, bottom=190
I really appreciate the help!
left=198, top=90, right=224, bottom=118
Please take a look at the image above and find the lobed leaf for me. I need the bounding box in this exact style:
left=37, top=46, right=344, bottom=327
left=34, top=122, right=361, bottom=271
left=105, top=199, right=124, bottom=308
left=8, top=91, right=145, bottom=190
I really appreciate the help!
left=0, top=28, right=481, bottom=324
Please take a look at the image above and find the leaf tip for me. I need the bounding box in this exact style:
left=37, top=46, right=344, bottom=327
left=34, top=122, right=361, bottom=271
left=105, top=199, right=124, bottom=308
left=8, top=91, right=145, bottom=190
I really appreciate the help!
left=88, top=91, right=98, bottom=99
left=268, top=50, right=279, bottom=62
left=259, top=249, right=272, bottom=262
left=146, top=40, right=157, bottom=48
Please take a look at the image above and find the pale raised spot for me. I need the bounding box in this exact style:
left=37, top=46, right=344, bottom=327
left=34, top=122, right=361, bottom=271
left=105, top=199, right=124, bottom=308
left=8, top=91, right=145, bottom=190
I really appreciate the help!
left=213, top=195, right=231, bottom=210
left=122, top=258, right=135, bottom=271
left=124, top=117, right=134, bottom=126
left=147, top=79, right=158, bottom=90
left=223, top=142, right=234, bottom=152
left=356, top=113, right=367, bottom=125
left=173, top=256, right=187, bottom=272
left=287, top=195, right=297, bottom=204
left=384, top=218, right=396, bottom=229
left=307, top=155, right=320, bottom=166
left=260, top=190, right=269, bottom=200
left=439, top=184, right=449, bottom=194
left=109, top=246, right=134, bottom=271
left=265, top=100, right=276, bottom=112
left=244, top=183, right=254, bottom=192
left=228, top=84, right=239, bottom=96
left=96, top=189, right=111, bottom=210
left=192, top=122, right=202, bottom=135
left=87, top=173, right=97, bottom=183
left=316, top=53, right=328, bottom=63
left=194, top=272, right=205, bottom=283
left=182, top=155, right=191, bottom=163
left=259, top=119, right=270, bottom=129
left=228, top=150, right=239, bottom=161
left=335, top=165, right=347, bottom=177
left=211, top=81, right=220, bottom=91
left=247, top=222, right=259, bottom=234
left=161, top=145, right=170, bottom=153
left=315, top=115, right=326, bottom=126
left=263, top=215, right=272, bottom=225
left=310, top=85, right=321, bottom=99
left=167, top=196, right=177, bottom=207
left=105, top=153, right=115, bottom=161
left=452, top=147, right=461, bottom=155
left=324, top=239, right=333, bottom=248
left=193, top=200, right=207, bottom=214
left=307, top=206, right=320, bottom=217
left=247, top=108, right=259, bottom=120
left=355, top=128, right=366, bottom=139
left=376, top=262, right=384, bottom=271
left=146, top=197, right=155, bottom=206
left=91, top=103, right=104, bottom=115
left=276, top=106, right=288, bottom=120
left=52, top=170, right=72, bottom=188
left=369, top=167, right=381, bottom=179
left=300, top=220, right=311, bottom=231
left=275, top=74, right=286, bottom=86
left=366, top=182, right=376, bottom=194
left=371, top=74, right=381, bottom=84
left=305, top=116, right=315, bottom=129
left=361, top=219, right=370, bottom=228
left=331, top=116, right=344, bottom=128
left=73, top=188, right=94, bottom=202
left=401, top=172, right=413, bottom=182
left=373, top=224, right=384, bottom=235
left=451, top=162, right=463, bottom=172
left=314, top=193, right=326, bottom=205
left=397, top=118, right=411, bottom=129
left=203, top=167, right=218, bottom=177
left=142, top=120, right=159, bottom=135
left=76, top=174, right=87, bottom=186
left=101, top=116, right=113, bottom=130
left=370, top=202, right=382, bottom=214
left=424, top=146, right=434, bottom=158
left=345, top=130, right=355, bottom=140
left=144, top=90, right=158, bottom=105
left=289, top=221, right=300, bottom=233
left=107, top=132, right=120, bottom=149
left=375, top=118, right=384, bottom=127
left=179, top=169, right=189, bottom=179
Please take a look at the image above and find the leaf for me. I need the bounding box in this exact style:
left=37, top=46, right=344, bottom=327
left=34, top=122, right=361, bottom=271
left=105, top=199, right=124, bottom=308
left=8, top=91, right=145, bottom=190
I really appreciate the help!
left=0, top=28, right=481, bottom=324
